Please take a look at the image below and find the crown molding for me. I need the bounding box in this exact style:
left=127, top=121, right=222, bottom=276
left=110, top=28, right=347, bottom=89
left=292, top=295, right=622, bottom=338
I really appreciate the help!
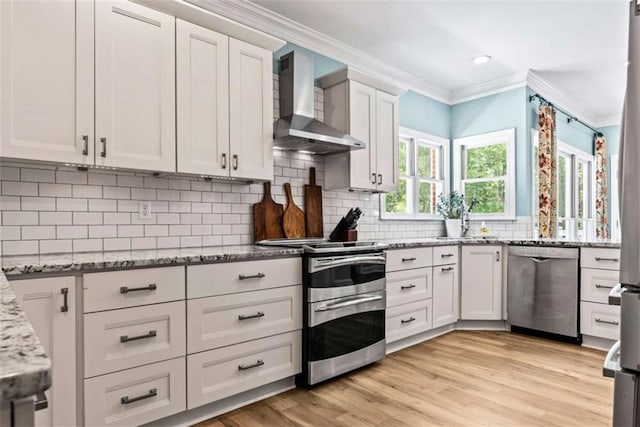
left=185, top=0, right=451, bottom=103
left=449, top=72, right=528, bottom=105
left=594, top=113, right=623, bottom=128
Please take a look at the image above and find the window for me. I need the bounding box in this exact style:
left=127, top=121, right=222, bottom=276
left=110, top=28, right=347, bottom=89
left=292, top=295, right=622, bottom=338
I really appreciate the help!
left=381, top=128, right=449, bottom=219
left=453, top=129, right=516, bottom=219
left=532, top=129, right=595, bottom=239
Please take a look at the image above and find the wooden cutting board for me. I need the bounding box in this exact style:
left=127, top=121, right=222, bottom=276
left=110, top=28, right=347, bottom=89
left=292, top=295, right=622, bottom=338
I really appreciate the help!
left=283, top=182, right=305, bottom=238
left=252, top=182, right=284, bottom=242
left=304, top=167, right=323, bottom=237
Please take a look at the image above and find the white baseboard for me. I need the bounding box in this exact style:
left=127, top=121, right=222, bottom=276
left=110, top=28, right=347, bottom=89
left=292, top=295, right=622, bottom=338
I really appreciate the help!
left=386, top=324, right=455, bottom=354
left=456, top=320, right=509, bottom=330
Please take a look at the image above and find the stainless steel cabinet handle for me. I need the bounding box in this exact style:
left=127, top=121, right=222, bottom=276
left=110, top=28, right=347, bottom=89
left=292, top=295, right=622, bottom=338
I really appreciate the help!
left=378, top=174, right=382, bottom=185
left=120, top=284, right=157, bottom=294
left=595, top=318, right=619, bottom=326
left=441, top=253, right=454, bottom=258
left=82, top=135, right=89, bottom=155
left=401, top=317, right=416, bottom=324
left=595, top=257, right=619, bottom=262
left=221, top=153, right=227, bottom=169
left=34, top=392, right=48, bottom=411
left=60, top=287, right=69, bottom=313
left=402, top=257, right=417, bottom=262
left=232, top=154, right=238, bottom=170
left=121, top=388, right=157, bottom=404
left=400, top=284, right=416, bottom=290
left=371, top=173, right=377, bottom=184
left=315, top=294, right=383, bottom=312
left=496, top=251, right=501, bottom=262
left=238, top=273, right=265, bottom=280
left=595, top=284, right=615, bottom=289
left=313, top=255, right=386, bottom=271
left=100, top=137, right=107, bottom=157
left=441, top=267, right=454, bottom=272
left=238, top=359, right=264, bottom=371
left=120, top=330, right=157, bottom=343
left=238, top=311, right=265, bottom=321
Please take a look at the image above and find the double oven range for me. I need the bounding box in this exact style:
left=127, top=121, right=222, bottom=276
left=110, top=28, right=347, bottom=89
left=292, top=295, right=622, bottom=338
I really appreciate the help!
left=258, top=239, right=388, bottom=387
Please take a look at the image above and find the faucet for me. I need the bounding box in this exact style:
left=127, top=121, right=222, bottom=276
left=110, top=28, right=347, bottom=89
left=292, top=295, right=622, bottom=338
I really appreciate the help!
left=460, top=198, right=478, bottom=238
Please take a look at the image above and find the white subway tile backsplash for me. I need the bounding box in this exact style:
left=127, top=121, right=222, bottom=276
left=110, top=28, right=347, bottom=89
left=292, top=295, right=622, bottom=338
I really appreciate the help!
left=73, top=185, right=102, bottom=198
left=157, top=236, right=180, bottom=249
left=89, top=199, right=117, bottom=212
left=56, top=170, right=87, bottom=185
left=131, top=188, right=156, bottom=200
left=103, top=238, right=131, bottom=251
left=131, top=237, right=156, bottom=250
left=40, top=239, right=72, bottom=254
left=117, top=175, right=144, bottom=188
left=21, top=226, right=55, bottom=240
left=0, top=226, right=21, bottom=241
left=88, top=173, right=117, bottom=186
left=72, top=212, right=103, bottom=225
left=118, top=225, right=144, bottom=238
left=143, top=177, right=169, bottom=189
left=179, top=213, right=201, bottom=225
left=104, top=212, right=130, bottom=225
left=145, top=225, right=168, bottom=237
left=57, top=226, right=88, bottom=239
left=21, top=197, right=56, bottom=211
left=2, top=181, right=38, bottom=196
left=180, top=191, right=201, bottom=202
left=40, top=212, right=72, bottom=225
left=3, top=211, right=38, bottom=225
left=21, top=168, right=55, bottom=183
left=73, top=239, right=102, bottom=252
left=39, top=183, right=72, bottom=197
left=89, top=225, right=117, bottom=239
left=1, top=196, right=20, bottom=211
left=57, top=198, right=88, bottom=211
left=156, top=213, right=180, bottom=224
left=157, top=189, right=180, bottom=201
left=0, top=167, right=20, bottom=181
left=3, top=240, right=39, bottom=256
left=103, top=186, right=130, bottom=199
left=180, top=235, right=201, bottom=248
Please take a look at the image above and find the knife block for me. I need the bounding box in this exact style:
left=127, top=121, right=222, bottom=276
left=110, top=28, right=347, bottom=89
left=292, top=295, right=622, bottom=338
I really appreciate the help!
left=336, top=229, right=357, bottom=242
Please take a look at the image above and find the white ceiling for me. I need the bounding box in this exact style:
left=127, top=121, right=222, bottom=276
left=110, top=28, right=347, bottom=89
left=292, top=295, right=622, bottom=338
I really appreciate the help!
left=252, top=0, right=630, bottom=126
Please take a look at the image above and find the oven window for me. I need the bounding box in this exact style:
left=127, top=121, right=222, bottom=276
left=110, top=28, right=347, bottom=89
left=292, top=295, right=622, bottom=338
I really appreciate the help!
left=309, top=310, right=385, bottom=361
left=307, top=263, right=385, bottom=288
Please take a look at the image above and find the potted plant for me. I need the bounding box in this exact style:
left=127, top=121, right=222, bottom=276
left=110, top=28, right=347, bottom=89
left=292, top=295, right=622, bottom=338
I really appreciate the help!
left=437, top=192, right=466, bottom=237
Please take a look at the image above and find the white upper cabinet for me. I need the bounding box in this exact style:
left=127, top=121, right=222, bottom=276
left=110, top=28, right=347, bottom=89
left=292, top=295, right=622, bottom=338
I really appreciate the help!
left=0, top=0, right=94, bottom=165
left=229, top=39, right=273, bottom=181
left=95, top=1, right=176, bottom=172
left=319, top=70, right=404, bottom=192
left=460, top=245, right=503, bottom=320
left=176, top=19, right=229, bottom=176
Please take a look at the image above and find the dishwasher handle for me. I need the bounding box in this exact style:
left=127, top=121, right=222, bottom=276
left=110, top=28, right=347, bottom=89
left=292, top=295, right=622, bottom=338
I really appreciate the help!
left=530, top=257, right=552, bottom=263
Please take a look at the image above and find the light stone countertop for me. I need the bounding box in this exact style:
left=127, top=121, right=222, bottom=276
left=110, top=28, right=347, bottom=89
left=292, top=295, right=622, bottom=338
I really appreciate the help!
left=380, top=237, right=622, bottom=249
left=0, top=270, right=51, bottom=402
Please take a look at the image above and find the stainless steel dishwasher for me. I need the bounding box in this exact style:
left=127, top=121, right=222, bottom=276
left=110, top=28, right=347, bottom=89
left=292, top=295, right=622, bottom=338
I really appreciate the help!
left=507, top=246, right=580, bottom=343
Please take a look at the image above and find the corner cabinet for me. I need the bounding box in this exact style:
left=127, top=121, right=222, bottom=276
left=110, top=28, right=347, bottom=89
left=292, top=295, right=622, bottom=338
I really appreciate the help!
left=9, top=277, right=77, bottom=427
left=460, top=245, right=503, bottom=320
left=319, top=69, right=404, bottom=192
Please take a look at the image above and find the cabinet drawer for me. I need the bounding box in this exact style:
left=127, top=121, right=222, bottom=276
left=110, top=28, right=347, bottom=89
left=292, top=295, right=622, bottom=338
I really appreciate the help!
left=187, top=286, right=302, bottom=353
left=84, top=301, right=186, bottom=378
left=386, top=268, right=431, bottom=308
left=581, top=268, right=620, bottom=304
left=433, top=245, right=458, bottom=266
left=84, top=357, right=186, bottom=426
left=580, top=248, right=621, bottom=270
left=84, top=267, right=185, bottom=313
left=187, top=331, right=301, bottom=409
left=386, top=248, right=433, bottom=272
left=187, top=258, right=301, bottom=299
left=581, top=301, right=620, bottom=340
left=386, top=299, right=433, bottom=344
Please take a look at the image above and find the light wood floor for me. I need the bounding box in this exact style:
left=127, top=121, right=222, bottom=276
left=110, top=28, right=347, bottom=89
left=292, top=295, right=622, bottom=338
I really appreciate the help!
left=196, top=331, right=613, bottom=427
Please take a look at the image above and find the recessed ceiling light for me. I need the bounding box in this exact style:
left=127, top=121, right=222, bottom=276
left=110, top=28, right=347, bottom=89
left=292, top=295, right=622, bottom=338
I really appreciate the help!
left=472, top=55, right=492, bottom=64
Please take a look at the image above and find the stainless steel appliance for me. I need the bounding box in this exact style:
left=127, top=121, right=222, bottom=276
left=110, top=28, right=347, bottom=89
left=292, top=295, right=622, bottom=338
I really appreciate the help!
left=257, top=239, right=388, bottom=386
left=507, top=246, right=580, bottom=342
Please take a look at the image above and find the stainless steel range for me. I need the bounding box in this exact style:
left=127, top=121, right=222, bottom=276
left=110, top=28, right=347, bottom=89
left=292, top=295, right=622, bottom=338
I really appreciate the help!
left=257, top=239, right=388, bottom=387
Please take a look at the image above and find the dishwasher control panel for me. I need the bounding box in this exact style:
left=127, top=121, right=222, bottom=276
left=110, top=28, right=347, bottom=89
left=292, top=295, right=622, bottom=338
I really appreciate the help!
left=508, top=245, right=579, bottom=259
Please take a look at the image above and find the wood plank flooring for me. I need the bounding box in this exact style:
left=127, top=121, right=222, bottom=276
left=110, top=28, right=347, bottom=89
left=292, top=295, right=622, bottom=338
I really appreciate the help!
left=196, top=331, right=614, bottom=427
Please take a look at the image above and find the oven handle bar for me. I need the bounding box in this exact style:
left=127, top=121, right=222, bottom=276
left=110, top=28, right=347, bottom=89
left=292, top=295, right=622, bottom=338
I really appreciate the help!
left=314, top=294, right=383, bottom=312
left=313, top=255, right=386, bottom=271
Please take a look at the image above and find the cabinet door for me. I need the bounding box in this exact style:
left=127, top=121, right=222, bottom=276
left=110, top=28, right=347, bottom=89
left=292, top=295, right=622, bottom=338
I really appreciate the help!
left=460, top=246, right=503, bottom=320
left=10, top=277, right=76, bottom=427
left=95, top=1, right=175, bottom=172
left=176, top=20, right=229, bottom=176
left=228, top=38, right=273, bottom=181
left=375, top=90, right=399, bottom=192
left=0, top=0, right=93, bottom=165
left=433, top=264, right=459, bottom=328
left=348, top=81, right=377, bottom=191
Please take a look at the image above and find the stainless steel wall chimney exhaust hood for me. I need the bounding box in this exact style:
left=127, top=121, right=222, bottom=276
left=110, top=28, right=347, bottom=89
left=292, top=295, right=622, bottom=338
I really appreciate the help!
left=273, top=52, right=365, bottom=155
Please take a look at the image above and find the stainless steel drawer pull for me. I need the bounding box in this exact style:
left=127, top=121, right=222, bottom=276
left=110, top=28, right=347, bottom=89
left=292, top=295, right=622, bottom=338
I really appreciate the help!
left=401, top=317, right=416, bottom=324
left=120, top=330, right=157, bottom=343
left=120, top=284, right=157, bottom=294
left=595, top=318, right=619, bottom=326
left=371, top=173, right=377, bottom=184
left=400, top=284, right=416, bottom=290
left=100, top=137, right=107, bottom=157
left=315, top=295, right=383, bottom=312
left=121, top=388, right=157, bottom=404
left=441, top=253, right=454, bottom=258
left=238, top=311, right=265, bottom=321
left=60, top=287, right=69, bottom=313
left=221, top=153, right=227, bottom=169
left=82, top=134, right=89, bottom=155
left=238, top=359, right=264, bottom=371
left=402, top=257, right=417, bottom=262
left=233, top=154, right=239, bottom=170
left=441, top=267, right=454, bottom=272
left=238, top=273, right=266, bottom=280
left=378, top=174, right=382, bottom=185
left=595, top=284, right=615, bottom=289
left=595, top=257, right=619, bottom=262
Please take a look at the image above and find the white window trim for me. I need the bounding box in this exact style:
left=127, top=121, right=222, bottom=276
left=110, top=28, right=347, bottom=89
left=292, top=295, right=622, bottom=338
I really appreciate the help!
left=380, top=127, right=450, bottom=220
left=611, top=154, right=621, bottom=240
left=531, top=129, right=596, bottom=237
left=453, top=128, right=516, bottom=220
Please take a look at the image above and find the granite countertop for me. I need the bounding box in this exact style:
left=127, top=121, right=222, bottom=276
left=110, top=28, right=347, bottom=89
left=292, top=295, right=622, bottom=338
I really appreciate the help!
left=381, top=237, right=622, bottom=249
left=0, top=271, right=51, bottom=401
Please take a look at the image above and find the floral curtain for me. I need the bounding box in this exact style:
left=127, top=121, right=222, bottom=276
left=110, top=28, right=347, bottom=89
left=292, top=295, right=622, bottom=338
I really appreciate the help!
left=595, top=135, right=609, bottom=239
left=538, top=104, right=558, bottom=238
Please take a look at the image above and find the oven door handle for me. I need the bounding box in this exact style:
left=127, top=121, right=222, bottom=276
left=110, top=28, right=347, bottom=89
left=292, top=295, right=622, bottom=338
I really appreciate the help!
left=313, top=255, right=386, bottom=270
left=314, top=294, right=383, bottom=312
left=603, top=340, right=621, bottom=378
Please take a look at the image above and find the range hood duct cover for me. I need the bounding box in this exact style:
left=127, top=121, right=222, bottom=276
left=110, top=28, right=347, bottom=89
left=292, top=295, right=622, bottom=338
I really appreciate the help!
left=273, top=52, right=365, bottom=155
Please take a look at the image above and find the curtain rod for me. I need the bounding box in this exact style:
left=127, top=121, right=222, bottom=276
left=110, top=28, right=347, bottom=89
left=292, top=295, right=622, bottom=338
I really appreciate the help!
left=529, top=93, right=603, bottom=138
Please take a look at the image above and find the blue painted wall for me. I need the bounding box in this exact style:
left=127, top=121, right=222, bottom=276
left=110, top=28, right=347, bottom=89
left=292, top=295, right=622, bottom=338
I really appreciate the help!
left=399, top=90, right=450, bottom=138
left=450, top=87, right=528, bottom=216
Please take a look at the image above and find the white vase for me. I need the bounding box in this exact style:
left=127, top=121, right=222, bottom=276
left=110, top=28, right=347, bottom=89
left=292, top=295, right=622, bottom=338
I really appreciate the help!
left=445, top=219, right=462, bottom=238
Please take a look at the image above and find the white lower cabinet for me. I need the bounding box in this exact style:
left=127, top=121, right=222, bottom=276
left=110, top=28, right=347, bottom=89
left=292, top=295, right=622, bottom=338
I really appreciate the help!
left=433, top=263, right=459, bottom=328
left=386, top=299, right=433, bottom=343
left=84, top=357, right=186, bottom=426
left=460, top=245, right=503, bottom=320
left=10, top=276, right=77, bottom=427
left=386, top=268, right=431, bottom=308
left=581, top=301, right=620, bottom=341
left=187, top=331, right=302, bottom=410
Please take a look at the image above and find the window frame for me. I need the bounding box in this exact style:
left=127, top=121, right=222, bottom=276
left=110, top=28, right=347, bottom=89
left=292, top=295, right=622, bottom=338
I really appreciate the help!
left=531, top=129, right=596, bottom=239
left=453, top=128, right=516, bottom=220
left=380, top=127, right=450, bottom=220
